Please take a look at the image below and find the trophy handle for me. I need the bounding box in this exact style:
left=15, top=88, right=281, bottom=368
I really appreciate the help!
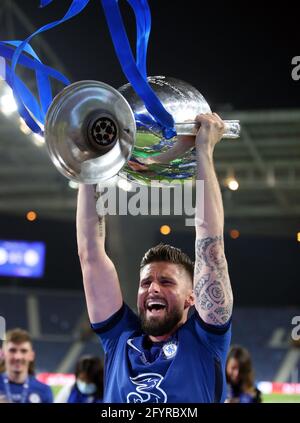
left=175, top=119, right=240, bottom=139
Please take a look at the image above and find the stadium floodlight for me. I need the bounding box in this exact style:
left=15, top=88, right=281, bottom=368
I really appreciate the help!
left=0, top=89, right=18, bottom=116
left=227, top=177, right=239, bottom=191
left=32, top=132, right=45, bottom=147
left=68, top=181, right=79, bottom=190
left=19, top=117, right=32, bottom=135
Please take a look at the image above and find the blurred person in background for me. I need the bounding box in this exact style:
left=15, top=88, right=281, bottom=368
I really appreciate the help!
left=0, top=328, right=53, bottom=403
left=0, top=347, right=4, bottom=373
left=0, top=349, right=6, bottom=402
left=226, top=345, right=262, bottom=403
left=55, top=355, right=103, bottom=403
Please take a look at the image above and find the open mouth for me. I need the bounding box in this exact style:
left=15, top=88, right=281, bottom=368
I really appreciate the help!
left=146, top=299, right=167, bottom=314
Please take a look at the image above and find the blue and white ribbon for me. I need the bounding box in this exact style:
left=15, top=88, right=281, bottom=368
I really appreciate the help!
left=0, top=0, right=176, bottom=138
left=0, top=40, right=70, bottom=133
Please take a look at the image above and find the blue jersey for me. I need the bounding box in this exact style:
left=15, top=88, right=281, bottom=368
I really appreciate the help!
left=92, top=303, right=231, bottom=403
left=227, top=385, right=262, bottom=403
left=0, top=373, right=53, bottom=403
left=67, top=385, right=102, bottom=403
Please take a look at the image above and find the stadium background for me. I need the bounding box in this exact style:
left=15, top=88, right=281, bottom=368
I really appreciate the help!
left=0, top=0, right=300, bottom=402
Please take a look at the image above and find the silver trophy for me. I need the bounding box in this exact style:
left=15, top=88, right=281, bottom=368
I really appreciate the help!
left=45, top=76, right=240, bottom=185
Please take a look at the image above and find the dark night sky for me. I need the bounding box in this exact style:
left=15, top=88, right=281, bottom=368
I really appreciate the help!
left=9, top=0, right=300, bottom=111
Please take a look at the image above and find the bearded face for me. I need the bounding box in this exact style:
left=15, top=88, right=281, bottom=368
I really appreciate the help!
left=139, top=298, right=183, bottom=336
left=137, top=262, right=194, bottom=338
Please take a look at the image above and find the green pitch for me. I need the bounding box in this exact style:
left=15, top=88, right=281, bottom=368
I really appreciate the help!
left=263, top=393, right=300, bottom=403
left=52, top=385, right=63, bottom=397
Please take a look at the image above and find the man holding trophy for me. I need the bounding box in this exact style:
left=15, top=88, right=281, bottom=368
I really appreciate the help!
left=76, top=112, right=233, bottom=403
left=0, top=0, right=238, bottom=404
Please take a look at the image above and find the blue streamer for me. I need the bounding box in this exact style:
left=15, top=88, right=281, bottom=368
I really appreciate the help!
left=1, top=0, right=176, bottom=138
left=127, top=0, right=151, bottom=79
left=38, top=0, right=176, bottom=138
left=8, top=0, right=90, bottom=133
left=9, top=41, right=52, bottom=122
left=0, top=41, right=70, bottom=133
left=101, top=0, right=176, bottom=139
left=0, top=43, right=70, bottom=84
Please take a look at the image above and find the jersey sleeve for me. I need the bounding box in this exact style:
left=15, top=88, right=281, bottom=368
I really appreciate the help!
left=91, top=303, right=140, bottom=354
left=191, top=309, right=232, bottom=361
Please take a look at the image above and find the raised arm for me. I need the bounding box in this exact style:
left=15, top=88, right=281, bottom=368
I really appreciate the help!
left=193, top=113, right=233, bottom=326
left=76, top=184, right=123, bottom=323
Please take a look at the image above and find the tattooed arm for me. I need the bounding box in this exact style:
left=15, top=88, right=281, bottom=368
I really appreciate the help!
left=76, top=184, right=122, bottom=323
left=193, top=114, right=233, bottom=326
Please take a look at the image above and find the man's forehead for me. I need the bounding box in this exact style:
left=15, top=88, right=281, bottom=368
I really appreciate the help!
left=140, top=262, right=183, bottom=277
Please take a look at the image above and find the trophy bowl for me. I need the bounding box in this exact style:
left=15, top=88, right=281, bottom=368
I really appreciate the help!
left=44, top=76, right=240, bottom=185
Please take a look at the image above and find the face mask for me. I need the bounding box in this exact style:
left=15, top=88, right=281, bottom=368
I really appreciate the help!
left=76, top=380, right=97, bottom=395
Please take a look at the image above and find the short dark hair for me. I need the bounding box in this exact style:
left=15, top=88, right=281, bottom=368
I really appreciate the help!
left=140, top=243, right=194, bottom=282
left=5, top=328, right=32, bottom=345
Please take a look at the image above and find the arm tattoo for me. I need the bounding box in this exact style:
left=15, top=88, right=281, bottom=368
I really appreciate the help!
left=194, top=236, right=233, bottom=324
left=207, top=312, right=222, bottom=325
left=195, top=236, right=226, bottom=274
left=215, top=305, right=233, bottom=323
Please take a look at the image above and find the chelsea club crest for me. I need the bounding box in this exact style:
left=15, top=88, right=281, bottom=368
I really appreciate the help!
left=162, top=341, right=178, bottom=359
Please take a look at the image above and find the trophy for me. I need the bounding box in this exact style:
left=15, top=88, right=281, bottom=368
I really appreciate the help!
left=1, top=1, right=241, bottom=187
left=45, top=75, right=240, bottom=185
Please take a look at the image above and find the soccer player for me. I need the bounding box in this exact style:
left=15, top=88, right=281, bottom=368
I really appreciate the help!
left=77, top=113, right=233, bottom=403
left=0, top=328, right=53, bottom=403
